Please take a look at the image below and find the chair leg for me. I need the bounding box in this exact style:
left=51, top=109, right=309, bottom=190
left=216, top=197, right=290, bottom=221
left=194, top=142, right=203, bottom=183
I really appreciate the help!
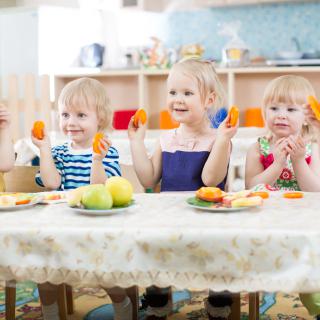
left=57, top=284, right=68, bottom=320
left=249, top=292, right=259, bottom=320
left=229, top=293, right=241, bottom=320
left=65, top=285, right=74, bottom=315
left=5, top=280, right=16, bottom=320
left=125, top=285, right=139, bottom=320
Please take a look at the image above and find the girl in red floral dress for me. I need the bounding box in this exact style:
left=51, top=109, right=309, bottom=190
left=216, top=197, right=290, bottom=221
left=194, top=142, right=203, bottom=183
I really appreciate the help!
left=245, top=75, right=320, bottom=319
left=245, top=75, right=320, bottom=192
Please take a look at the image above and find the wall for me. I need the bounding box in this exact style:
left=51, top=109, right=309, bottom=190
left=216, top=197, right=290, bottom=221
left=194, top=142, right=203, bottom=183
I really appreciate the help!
left=161, top=1, right=320, bottom=60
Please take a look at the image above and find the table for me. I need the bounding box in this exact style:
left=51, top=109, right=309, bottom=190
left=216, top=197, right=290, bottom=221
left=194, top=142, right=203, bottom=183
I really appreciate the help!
left=0, top=192, right=319, bottom=294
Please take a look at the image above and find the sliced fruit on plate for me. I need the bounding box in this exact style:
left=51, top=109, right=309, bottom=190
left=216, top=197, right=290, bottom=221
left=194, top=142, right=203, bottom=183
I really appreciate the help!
left=283, top=192, right=303, bottom=199
left=231, top=196, right=263, bottom=208
left=195, top=187, right=225, bottom=202
left=250, top=191, right=269, bottom=199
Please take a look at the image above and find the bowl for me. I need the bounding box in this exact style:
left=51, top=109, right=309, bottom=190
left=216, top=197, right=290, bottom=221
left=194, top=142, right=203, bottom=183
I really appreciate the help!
left=276, top=51, right=304, bottom=60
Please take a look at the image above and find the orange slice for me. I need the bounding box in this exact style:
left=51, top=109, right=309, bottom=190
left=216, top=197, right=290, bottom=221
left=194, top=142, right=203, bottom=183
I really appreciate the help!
left=228, top=105, right=239, bottom=127
left=283, top=192, right=303, bottom=199
left=251, top=191, right=269, bottom=199
left=92, top=132, right=104, bottom=154
left=32, top=121, right=45, bottom=140
left=307, top=95, right=320, bottom=121
left=16, top=199, right=31, bottom=205
left=196, top=187, right=224, bottom=202
left=133, top=108, right=147, bottom=127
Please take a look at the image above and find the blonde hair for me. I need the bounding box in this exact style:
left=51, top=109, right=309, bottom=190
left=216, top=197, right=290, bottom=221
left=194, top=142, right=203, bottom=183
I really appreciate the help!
left=262, top=75, right=315, bottom=138
left=169, top=58, right=226, bottom=117
left=58, top=77, right=113, bottom=131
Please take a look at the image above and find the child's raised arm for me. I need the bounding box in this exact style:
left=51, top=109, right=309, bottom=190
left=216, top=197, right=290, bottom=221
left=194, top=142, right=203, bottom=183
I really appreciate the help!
left=128, top=117, right=162, bottom=189
left=202, top=115, right=237, bottom=187
left=31, top=127, right=61, bottom=190
left=245, top=139, right=288, bottom=189
left=0, top=104, right=15, bottom=172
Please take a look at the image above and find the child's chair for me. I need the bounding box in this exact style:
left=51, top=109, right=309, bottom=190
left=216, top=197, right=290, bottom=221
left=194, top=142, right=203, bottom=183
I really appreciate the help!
left=3, top=165, right=74, bottom=320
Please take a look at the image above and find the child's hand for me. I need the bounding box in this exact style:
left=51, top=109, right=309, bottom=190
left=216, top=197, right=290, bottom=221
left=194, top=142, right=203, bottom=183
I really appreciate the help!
left=272, top=137, right=288, bottom=167
left=303, top=103, right=320, bottom=131
left=128, top=116, right=146, bottom=141
left=92, top=136, right=111, bottom=161
left=285, top=135, right=306, bottom=162
left=31, top=126, right=51, bottom=150
left=216, top=114, right=238, bottom=141
left=0, top=104, right=11, bottom=129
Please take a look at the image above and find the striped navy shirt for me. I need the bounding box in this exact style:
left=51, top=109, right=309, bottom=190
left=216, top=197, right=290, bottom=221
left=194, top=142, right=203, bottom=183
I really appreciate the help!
left=35, top=142, right=121, bottom=190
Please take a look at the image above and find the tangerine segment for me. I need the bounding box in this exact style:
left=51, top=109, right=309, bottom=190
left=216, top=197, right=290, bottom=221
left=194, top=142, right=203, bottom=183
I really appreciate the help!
left=196, top=187, right=224, bottom=202
left=307, top=95, right=320, bottom=121
left=32, top=121, right=45, bottom=140
left=92, top=132, right=104, bottom=154
left=251, top=191, right=269, bottom=199
left=283, top=192, right=304, bottom=199
left=133, top=108, right=147, bottom=127
left=228, top=106, right=239, bottom=127
left=16, top=199, right=31, bottom=205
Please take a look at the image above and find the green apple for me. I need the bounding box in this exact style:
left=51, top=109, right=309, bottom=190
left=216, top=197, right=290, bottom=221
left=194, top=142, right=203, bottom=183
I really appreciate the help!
left=81, top=184, right=113, bottom=210
left=105, top=177, right=133, bottom=206
left=67, top=185, right=90, bottom=207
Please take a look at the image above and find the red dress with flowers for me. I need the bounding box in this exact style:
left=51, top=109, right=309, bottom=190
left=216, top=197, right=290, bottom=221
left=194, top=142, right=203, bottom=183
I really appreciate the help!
left=258, top=137, right=312, bottom=191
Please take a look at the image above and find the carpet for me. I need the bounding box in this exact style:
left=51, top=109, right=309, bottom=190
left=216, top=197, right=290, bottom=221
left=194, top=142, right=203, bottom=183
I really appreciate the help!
left=0, top=281, right=314, bottom=319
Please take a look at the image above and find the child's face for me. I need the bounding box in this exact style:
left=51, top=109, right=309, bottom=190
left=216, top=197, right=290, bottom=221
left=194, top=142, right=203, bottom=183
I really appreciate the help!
left=265, top=102, right=305, bottom=138
left=167, top=71, right=210, bottom=125
left=59, top=103, right=100, bottom=148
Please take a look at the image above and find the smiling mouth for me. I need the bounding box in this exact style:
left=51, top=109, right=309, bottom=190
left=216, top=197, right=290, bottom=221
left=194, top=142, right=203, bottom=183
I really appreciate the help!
left=275, top=124, right=289, bottom=127
left=173, top=108, right=187, bottom=112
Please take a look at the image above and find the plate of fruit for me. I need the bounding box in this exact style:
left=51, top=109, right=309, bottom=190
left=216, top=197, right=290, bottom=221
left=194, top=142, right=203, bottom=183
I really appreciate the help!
left=186, top=187, right=264, bottom=212
left=67, top=177, right=135, bottom=216
left=0, top=193, right=43, bottom=211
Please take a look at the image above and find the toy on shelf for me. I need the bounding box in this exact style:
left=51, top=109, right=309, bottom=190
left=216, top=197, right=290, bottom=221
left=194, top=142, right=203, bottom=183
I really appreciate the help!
left=140, top=37, right=171, bottom=69
left=245, top=108, right=264, bottom=127
left=180, top=44, right=204, bottom=60
left=159, top=110, right=179, bottom=129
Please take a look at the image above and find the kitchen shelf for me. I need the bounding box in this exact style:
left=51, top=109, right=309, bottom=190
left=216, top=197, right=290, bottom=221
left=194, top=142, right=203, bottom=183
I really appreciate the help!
left=53, top=66, right=320, bottom=128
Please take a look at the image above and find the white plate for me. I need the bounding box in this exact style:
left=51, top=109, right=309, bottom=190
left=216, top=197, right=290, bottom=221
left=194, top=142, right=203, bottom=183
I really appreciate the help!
left=69, top=204, right=136, bottom=216
left=0, top=197, right=42, bottom=211
left=187, top=203, right=256, bottom=212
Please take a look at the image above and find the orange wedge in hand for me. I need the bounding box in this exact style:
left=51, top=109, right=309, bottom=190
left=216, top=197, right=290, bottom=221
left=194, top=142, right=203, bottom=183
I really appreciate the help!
left=133, top=108, right=147, bottom=127
left=283, top=192, right=304, bottom=199
left=307, top=95, right=320, bottom=121
left=92, top=132, right=104, bottom=154
left=228, top=105, right=239, bottom=127
left=32, top=121, right=45, bottom=140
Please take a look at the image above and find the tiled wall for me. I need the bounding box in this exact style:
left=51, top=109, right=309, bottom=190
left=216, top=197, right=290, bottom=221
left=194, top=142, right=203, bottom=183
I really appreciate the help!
left=160, top=1, right=320, bottom=60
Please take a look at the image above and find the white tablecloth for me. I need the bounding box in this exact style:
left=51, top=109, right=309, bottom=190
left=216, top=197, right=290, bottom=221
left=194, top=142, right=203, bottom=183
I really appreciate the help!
left=0, top=191, right=320, bottom=293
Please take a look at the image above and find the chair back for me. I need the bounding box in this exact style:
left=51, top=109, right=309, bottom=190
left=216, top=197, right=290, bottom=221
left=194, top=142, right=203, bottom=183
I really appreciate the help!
left=4, top=165, right=144, bottom=193
left=3, top=166, right=47, bottom=193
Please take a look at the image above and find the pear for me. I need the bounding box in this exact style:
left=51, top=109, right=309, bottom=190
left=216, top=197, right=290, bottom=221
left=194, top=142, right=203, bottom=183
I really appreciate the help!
left=67, top=185, right=89, bottom=207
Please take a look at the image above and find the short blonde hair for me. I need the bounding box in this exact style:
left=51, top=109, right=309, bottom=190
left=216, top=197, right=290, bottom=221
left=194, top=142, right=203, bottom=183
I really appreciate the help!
left=58, top=77, right=113, bottom=131
left=169, top=58, right=226, bottom=117
left=262, top=75, right=315, bottom=138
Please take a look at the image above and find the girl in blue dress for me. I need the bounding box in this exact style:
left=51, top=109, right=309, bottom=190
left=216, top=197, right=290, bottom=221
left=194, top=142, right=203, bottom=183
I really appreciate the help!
left=128, top=58, right=238, bottom=320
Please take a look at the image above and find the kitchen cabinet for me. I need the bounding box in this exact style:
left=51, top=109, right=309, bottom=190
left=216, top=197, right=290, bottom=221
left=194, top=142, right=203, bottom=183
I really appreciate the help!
left=54, top=66, right=320, bottom=129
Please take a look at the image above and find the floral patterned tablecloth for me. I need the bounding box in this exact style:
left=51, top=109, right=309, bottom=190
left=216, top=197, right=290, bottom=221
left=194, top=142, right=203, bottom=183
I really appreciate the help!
left=0, top=192, right=319, bottom=293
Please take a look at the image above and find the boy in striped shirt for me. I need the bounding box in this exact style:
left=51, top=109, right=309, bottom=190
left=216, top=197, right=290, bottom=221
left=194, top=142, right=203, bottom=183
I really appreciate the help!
left=32, top=77, right=133, bottom=320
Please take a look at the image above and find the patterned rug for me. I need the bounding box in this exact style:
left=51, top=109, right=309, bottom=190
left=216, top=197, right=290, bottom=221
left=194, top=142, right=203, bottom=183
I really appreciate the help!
left=0, top=281, right=314, bottom=319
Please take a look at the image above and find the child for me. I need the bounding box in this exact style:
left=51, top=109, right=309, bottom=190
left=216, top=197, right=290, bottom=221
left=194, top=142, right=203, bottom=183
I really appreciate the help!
left=245, top=75, right=320, bottom=319
left=32, top=78, right=133, bottom=320
left=128, top=59, right=238, bottom=320
left=0, top=103, right=15, bottom=191
left=245, top=75, right=320, bottom=191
